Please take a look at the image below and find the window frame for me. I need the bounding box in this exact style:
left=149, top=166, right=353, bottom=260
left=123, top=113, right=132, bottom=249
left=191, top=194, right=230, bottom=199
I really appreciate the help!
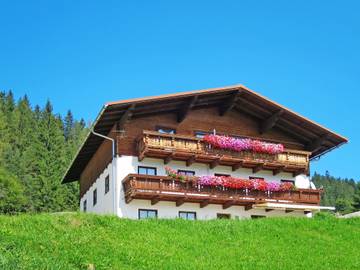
left=138, top=166, right=157, bottom=176
left=105, top=175, right=110, bottom=194
left=156, top=126, right=176, bottom=134
left=93, top=189, right=97, bottom=206
left=194, top=130, right=212, bottom=138
left=281, top=179, right=295, bottom=184
left=217, top=213, right=231, bottom=219
left=138, top=209, right=158, bottom=219
left=215, top=173, right=231, bottom=177
left=179, top=211, right=197, bottom=220
left=249, top=176, right=265, bottom=180
left=177, top=170, right=195, bottom=176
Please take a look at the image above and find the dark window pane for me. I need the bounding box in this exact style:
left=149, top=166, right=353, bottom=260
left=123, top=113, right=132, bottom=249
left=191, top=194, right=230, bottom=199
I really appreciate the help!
left=105, top=175, right=110, bottom=194
left=281, top=179, right=294, bottom=184
left=93, top=189, right=97, bottom=206
left=178, top=170, right=195, bottom=176
left=83, top=200, right=87, bottom=212
left=215, top=173, right=230, bottom=177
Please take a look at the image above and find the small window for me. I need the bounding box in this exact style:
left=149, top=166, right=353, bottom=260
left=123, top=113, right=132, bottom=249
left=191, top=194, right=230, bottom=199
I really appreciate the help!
left=179, top=211, right=197, bottom=220
left=157, top=127, right=176, bottom=134
left=83, top=200, right=87, bottom=212
left=215, top=173, right=230, bottom=177
left=138, top=166, right=157, bottom=176
left=249, top=176, right=264, bottom=180
left=194, top=131, right=212, bottom=138
left=217, top=213, right=231, bottom=219
left=281, top=179, right=295, bottom=184
left=251, top=215, right=266, bottom=219
left=178, top=170, right=195, bottom=176
left=105, top=175, right=110, bottom=194
left=93, top=189, right=97, bottom=206
left=138, top=209, right=158, bottom=219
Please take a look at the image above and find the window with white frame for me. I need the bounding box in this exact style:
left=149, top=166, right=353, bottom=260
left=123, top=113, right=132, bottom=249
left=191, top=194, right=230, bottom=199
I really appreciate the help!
left=179, top=211, right=197, bottom=220
left=138, top=166, right=157, bottom=176
left=138, top=209, right=158, bottom=219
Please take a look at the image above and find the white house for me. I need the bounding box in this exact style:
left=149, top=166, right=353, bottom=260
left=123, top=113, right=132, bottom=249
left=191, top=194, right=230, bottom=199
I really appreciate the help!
left=62, top=85, right=344, bottom=220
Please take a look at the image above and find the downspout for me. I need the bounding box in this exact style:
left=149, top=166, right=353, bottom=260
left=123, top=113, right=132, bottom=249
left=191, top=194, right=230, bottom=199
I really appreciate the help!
left=91, top=130, right=117, bottom=216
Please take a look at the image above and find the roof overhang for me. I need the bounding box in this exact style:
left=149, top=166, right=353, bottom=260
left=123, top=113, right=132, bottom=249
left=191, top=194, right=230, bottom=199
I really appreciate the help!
left=61, top=84, right=348, bottom=184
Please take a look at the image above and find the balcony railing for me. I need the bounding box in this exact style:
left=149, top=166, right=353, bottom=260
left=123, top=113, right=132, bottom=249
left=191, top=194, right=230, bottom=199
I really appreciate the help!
left=123, top=174, right=321, bottom=208
left=137, top=131, right=310, bottom=176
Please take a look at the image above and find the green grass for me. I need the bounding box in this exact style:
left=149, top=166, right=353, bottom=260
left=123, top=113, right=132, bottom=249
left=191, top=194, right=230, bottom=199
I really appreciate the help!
left=0, top=213, right=359, bottom=270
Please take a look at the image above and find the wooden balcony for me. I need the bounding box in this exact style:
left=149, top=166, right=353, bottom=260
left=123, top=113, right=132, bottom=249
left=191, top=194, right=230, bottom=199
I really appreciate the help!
left=123, top=174, right=322, bottom=209
left=138, top=131, right=310, bottom=176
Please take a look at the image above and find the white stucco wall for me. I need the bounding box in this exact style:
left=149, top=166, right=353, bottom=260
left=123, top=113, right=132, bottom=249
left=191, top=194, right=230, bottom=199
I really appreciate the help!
left=116, top=156, right=313, bottom=219
left=80, top=162, right=114, bottom=214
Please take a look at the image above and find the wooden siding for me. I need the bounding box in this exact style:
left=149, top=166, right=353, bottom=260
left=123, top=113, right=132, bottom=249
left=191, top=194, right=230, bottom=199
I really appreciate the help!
left=79, top=131, right=113, bottom=197
left=117, top=107, right=305, bottom=156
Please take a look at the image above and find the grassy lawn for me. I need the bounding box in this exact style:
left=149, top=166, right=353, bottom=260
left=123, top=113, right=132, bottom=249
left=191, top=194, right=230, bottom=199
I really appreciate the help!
left=0, top=213, right=359, bottom=269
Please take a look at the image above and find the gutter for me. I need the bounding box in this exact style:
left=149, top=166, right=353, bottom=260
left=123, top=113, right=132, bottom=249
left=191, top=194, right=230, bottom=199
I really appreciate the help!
left=91, top=130, right=117, bottom=216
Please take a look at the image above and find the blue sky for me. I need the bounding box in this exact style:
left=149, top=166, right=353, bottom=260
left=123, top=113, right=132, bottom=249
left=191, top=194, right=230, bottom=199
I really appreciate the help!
left=0, top=1, right=359, bottom=180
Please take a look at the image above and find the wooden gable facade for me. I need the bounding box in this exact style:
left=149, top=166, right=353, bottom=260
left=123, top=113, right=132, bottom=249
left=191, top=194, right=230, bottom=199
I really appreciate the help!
left=61, top=85, right=347, bottom=198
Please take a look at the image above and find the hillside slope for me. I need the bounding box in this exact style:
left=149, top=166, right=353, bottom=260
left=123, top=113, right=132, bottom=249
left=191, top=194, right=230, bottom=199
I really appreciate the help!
left=0, top=213, right=359, bottom=270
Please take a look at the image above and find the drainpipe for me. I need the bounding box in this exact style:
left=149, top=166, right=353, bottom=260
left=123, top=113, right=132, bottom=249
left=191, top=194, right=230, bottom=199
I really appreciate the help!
left=91, top=130, right=117, bottom=216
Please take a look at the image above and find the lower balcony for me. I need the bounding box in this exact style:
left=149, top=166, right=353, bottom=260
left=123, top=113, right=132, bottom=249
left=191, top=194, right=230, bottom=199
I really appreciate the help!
left=123, top=174, right=322, bottom=210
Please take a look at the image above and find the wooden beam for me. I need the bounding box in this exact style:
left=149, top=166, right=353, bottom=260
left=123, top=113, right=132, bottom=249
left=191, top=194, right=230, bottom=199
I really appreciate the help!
left=219, top=91, right=243, bottom=116
left=293, top=169, right=305, bottom=177
left=259, top=110, right=283, bottom=134
left=116, top=104, right=136, bottom=131
left=186, top=155, right=196, bottom=167
left=176, top=199, right=185, bottom=207
left=151, top=196, right=160, bottom=205
left=177, top=96, right=198, bottom=123
left=222, top=201, right=234, bottom=209
left=209, top=159, right=220, bottom=169
left=200, top=200, right=209, bottom=208
left=285, top=209, right=294, bottom=213
left=232, top=162, right=243, bottom=171
left=164, top=153, right=174, bottom=164
left=252, top=164, right=263, bottom=173
left=273, top=166, right=285, bottom=176
left=244, top=204, right=253, bottom=211
left=306, top=134, right=329, bottom=152
left=265, top=209, right=274, bottom=212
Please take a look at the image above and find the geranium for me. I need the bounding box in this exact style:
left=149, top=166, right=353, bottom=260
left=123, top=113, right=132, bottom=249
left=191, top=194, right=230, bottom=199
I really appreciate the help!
left=203, top=134, right=284, bottom=155
left=279, top=182, right=295, bottom=191
left=165, top=167, right=296, bottom=192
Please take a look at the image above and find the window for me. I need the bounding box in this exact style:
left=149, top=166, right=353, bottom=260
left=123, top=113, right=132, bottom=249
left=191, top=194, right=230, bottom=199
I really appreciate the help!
left=249, top=176, right=264, bottom=180
left=157, top=127, right=176, bottom=134
left=138, top=209, right=158, bottom=219
left=105, top=175, right=110, bottom=194
left=93, top=189, right=97, bottom=206
left=178, top=170, right=195, bottom=176
left=281, top=179, right=295, bottom=184
left=217, top=213, right=231, bottom=219
left=194, top=131, right=212, bottom=138
left=138, top=166, right=157, bottom=176
left=179, top=211, right=197, bottom=220
left=215, top=173, right=230, bottom=177
left=251, top=215, right=266, bottom=219
left=83, top=200, right=87, bottom=212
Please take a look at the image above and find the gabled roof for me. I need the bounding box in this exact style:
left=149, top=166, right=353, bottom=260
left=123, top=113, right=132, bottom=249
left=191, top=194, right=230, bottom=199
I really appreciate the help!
left=62, top=84, right=348, bottom=183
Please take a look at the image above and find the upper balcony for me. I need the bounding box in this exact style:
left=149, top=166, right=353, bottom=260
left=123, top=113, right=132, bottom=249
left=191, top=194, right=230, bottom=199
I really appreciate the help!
left=137, top=131, right=310, bottom=176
